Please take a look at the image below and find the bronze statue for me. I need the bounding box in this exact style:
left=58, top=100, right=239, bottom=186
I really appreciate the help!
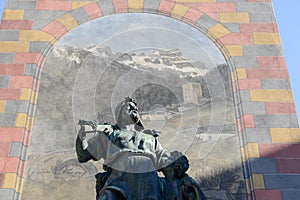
left=76, top=97, right=206, bottom=200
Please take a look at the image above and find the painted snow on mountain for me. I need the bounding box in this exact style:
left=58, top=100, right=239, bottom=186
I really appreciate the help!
left=52, top=45, right=209, bottom=77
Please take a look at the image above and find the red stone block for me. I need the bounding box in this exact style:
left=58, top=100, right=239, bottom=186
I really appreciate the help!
left=158, top=0, right=176, bottom=14
left=266, top=102, right=296, bottom=114
left=238, top=79, right=261, bottom=89
left=23, top=131, right=32, bottom=147
left=237, top=117, right=246, bottom=132
left=277, top=159, right=300, bottom=173
left=259, top=144, right=300, bottom=158
left=9, top=76, right=34, bottom=89
left=0, top=157, right=20, bottom=173
left=254, top=190, right=282, bottom=200
left=14, top=53, right=42, bottom=64
left=246, top=68, right=289, bottom=79
left=197, top=3, right=236, bottom=13
left=42, top=21, right=67, bottom=39
left=83, top=3, right=102, bottom=19
left=0, top=89, right=20, bottom=100
left=112, top=0, right=128, bottom=13
left=0, top=64, right=25, bottom=76
left=220, top=33, right=254, bottom=45
left=17, top=160, right=26, bottom=177
left=0, top=128, right=25, bottom=143
left=32, top=78, right=41, bottom=92
left=0, top=142, right=10, bottom=157
left=0, top=173, right=4, bottom=187
left=183, top=8, right=203, bottom=24
left=240, top=23, right=278, bottom=33
left=181, top=2, right=198, bottom=10
left=257, top=56, right=287, bottom=68
left=0, top=20, right=33, bottom=30
left=243, top=114, right=255, bottom=128
left=37, top=0, right=72, bottom=10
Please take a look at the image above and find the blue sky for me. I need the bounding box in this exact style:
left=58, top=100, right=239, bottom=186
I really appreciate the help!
left=0, top=1, right=299, bottom=122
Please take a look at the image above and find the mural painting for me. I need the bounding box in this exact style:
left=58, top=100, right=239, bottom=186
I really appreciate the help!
left=22, top=13, right=246, bottom=200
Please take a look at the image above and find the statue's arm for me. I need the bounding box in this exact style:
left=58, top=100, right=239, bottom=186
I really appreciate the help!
left=76, top=135, right=96, bottom=163
left=76, top=126, right=97, bottom=163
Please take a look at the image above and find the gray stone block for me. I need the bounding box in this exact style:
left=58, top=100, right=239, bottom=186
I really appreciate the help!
left=5, top=100, right=30, bottom=114
left=0, top=53, right=15, bottom=64
left=70, top=7, right=90, bottom=25
left=0, top=30, right=20, bottom=41
left=245, top=128, right=272, bottom=143
left=281, top=189, right=300, bottom=200
left=0, top=189, right=15, bottom=200
left=0, top=76, right=10, bottom=88
left=9, top=142, right=27, bottom=161
left=23, top=10, right=65, bottom=21
left=243, top=45, right=283, bottom=56
left=237, top=2, right=272, bottom=13
left=264, top=175, right=300, bottom=189
left=27, top=103, right=36, bottom=117
left=239, top=90, right=251, bottom=102
left=195, top=14, right=218, bottom=33
left=249, top=12, right=276, bottom=23
left=97, top=0, right=115, bottom=16
left=222, top=23, right=240, bottom=33
left=261, top=79, right=291, bottom=90
left=249, top=158, right=277, bottom=174
left=254, top=115, right=299, bottom=128
left=242, top=102, right=265, bottom=115
left=29, top=42, right=52, bottom=56
left=5, top=1, right=36, bottom=10
left=231, top=56, right=258, bottom=68
left=144, top=0, right=160, bottom=13
left=242, top=162, right=250, bottom=179
left=0, top=113, right=15, bottom=127
left=25, top=64, right=41, bottom=79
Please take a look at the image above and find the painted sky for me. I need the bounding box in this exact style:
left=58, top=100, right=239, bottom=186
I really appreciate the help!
left=0, top=1, right=299, bottom=121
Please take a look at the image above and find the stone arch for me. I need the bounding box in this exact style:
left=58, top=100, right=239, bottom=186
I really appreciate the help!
left=22, top=0, right=250, bottom=197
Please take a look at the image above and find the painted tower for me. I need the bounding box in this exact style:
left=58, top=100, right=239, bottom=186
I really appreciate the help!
left=0, top=0, right=299, bottom=200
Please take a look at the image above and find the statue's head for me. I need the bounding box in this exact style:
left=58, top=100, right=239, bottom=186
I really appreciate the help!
left=115, top=97, right=144, bottom=130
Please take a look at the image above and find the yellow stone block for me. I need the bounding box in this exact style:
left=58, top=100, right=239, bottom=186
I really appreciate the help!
left=253, top=33, right=281, bottom=45
left=3, top=173, right=17, bottom=189
left=0, top=100, right=6, bottom=112
left=208, top=23, right=231, bottom=39
left=250, top=90, right=294, bottom=102
left=223, top=45, right=243, bottom=57
left=30, top=91, right=38, bottom=105
left=246, top=143, right=260, bottom=158
left=220, top=13, right=250, bottom=23
left=20, top=88, right=32, bottom=101
left=0, top=42, right=30, bottom=53
left=128, top=0, right=144, bottom=9
left=236, top=68, right=247, bottom=79
left=2, top=10, right=24, bottom=20
left=176, top=0, right=216, bottom=2
left=26, top=116, right=34, bottom=131
left=171, top=4, right=189, bottom=18
left=72, top=1, right=93, bottom=9
left=240, top=147, right=246, bottom=162
left=19, top=30, right=55, bottom=43
left=14, top=176, right=23, bottom=193
left=270, top=128, right=300, bottom=143
left=57, top=13, right=78, bottom=31
left=244, top=178, right=251, bottom=194
left=16, top=113, right=28, bottom=127
left=251, top=174, right=265, bottom=190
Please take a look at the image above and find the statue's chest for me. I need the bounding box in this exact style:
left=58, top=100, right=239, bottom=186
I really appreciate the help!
left=109, top=130, right=154, bottom=152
